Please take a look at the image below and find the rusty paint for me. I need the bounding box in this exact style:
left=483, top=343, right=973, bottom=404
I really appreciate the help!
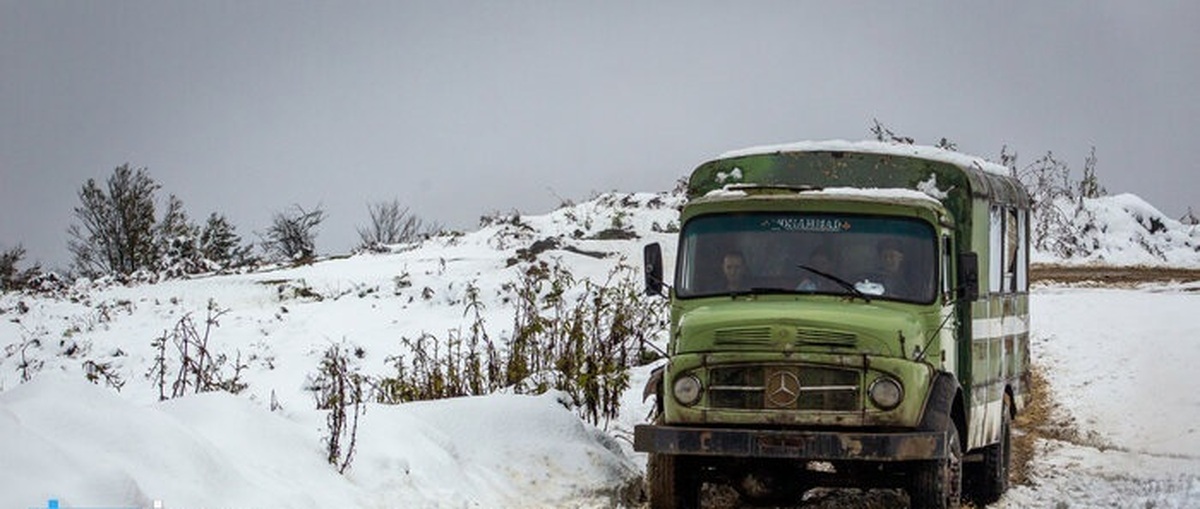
left=838, top=435, right=864, bottom=456
left=893, top=434, right=941, bottom=460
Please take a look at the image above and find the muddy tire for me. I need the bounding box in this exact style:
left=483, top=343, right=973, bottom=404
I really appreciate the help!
left=908, top=425, right=962, bottom=509
left=735, top=474, right=809, bottom=507
left=648, top=453, right=701, bottom=509
left=968, top=396, right=1012, bottom=505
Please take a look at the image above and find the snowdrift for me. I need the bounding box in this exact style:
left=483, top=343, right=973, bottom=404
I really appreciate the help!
left=0, top=191, right=680, bottom=509
left=1032, top=193, right=1200, bottom=268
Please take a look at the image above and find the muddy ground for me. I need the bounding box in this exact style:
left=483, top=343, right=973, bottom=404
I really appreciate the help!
left=1030, top=264, right=1200, bottom=285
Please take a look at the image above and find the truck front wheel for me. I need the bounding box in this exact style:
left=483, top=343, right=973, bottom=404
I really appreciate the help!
left=647, top=453, right=701, bottom=509
left=907, top=425, right=962, bottom=509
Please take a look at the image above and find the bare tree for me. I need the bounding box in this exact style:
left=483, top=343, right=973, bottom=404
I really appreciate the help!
left=1182, top=208, right=1199, bottom=226
left=68, top=164, right=161, bottom=278
left=356, top=199, right=432, bottom=252
left=1077, top=147, right=1106, bottom=202
left=1, top=245, right=40, bottom=292
left=870, top=118, right=915, bottom=144
left=1013, top=149, right=1113, bottom=258
left=261, top=204, right=326, bottom=262
left=999, top=145, right=1019, bottom=178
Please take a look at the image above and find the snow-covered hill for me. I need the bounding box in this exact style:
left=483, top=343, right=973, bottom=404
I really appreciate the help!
left=1032, top=193, right=1200, bottom=268
left=1, top=191, right=681, bottom=509
left=2, top=189, right=1199, bottom=508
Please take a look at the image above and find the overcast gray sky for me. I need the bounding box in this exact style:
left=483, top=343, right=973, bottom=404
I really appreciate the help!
left=3, top=1, right=1198, bottom=270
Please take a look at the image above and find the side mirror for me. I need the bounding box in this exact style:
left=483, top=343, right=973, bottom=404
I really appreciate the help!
left=644, top=243, right=664, bottom=297
left=957, top=252, right=979, bottom=302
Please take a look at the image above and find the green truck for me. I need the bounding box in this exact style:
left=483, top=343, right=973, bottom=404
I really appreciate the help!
left=635, top=141, right=1031, bottom=508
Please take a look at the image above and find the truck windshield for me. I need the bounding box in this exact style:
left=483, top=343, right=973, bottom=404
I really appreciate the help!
left=676, top=213, right=937, bottom=303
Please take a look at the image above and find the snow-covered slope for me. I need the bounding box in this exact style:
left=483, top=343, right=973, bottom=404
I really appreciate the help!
left=1, top=191, right=681, bottom=509
left=3, top=188, right=1200, bottom=508
left=1032, top=193, right=1200, bottom=268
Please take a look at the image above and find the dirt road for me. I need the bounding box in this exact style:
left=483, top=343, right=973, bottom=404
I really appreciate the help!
left=1031, top=264, right=1200, bottom=285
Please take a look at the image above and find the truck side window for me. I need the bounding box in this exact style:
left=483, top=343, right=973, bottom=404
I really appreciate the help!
left=1017, top=209, right=1029, bottom=291
left=989, top=205, right=1003, bottom=294
left=1005, top=208, right=1019, bottom=292
left=942, top=235, right=952, bottom=299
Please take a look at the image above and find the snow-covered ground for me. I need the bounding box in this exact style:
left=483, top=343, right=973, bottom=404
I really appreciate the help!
left=3, top=189, right=1200, bottom=508
left=997, top=283, right=1200, bottom=508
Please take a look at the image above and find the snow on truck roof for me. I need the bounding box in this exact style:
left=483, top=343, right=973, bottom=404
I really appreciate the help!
left=717, top=139, right=1013, bottom=177
left=703, top=185, right=944, bottom=206
left=700, top=184, right=945, bottom=211
left=812, top=186, right=944, bottom=204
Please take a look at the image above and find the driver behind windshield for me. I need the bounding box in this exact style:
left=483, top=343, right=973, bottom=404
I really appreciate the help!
left=720, top=251, right=748, bottom=292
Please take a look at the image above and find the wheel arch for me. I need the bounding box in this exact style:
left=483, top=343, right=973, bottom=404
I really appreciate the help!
left=920, top=372, right=967, bottom=451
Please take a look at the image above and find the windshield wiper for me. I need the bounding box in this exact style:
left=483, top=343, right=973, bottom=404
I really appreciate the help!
left=797, top=265, right=872, bottom=303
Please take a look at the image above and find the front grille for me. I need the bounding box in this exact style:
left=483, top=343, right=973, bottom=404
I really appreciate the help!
left=712, top=326, right=857, bottom=347
left=713, top=326, right=773, bottom=345
left=795, top=328, right=857, bottom=347
left=708, top=365, right=861, bottom=411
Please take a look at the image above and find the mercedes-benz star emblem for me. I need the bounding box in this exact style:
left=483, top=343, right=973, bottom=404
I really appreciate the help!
left=766, top=371, right=801, bottom=407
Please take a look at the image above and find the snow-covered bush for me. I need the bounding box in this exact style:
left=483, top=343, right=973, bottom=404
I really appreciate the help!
left=1032, top=194, right=1200, bottom=267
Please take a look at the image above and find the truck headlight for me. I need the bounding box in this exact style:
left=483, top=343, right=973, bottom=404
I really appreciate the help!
left=673, top=374, right=703, bottom=406
left=868, top=376, right=903, bottom=410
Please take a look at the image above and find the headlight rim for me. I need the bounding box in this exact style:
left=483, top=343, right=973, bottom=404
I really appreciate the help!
left=672, top=374, right=703, bottom=406
left=868, top=376, right=904, bottom=410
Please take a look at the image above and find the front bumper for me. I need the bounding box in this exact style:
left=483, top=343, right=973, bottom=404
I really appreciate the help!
left=634, top=424, right=948, bottom=462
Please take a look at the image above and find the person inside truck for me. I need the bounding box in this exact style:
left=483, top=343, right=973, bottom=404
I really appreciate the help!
left=797, top=245, right=837, bottom=292
left=875, top=239, right=910, bottom=296
left=720, top=250, right=749, bottom=291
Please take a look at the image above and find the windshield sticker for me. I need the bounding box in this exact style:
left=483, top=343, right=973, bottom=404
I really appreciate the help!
left=761, top=217, right=852, bottom=232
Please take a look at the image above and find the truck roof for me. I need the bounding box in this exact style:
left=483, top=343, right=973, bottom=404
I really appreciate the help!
left=689, top=186, right=949, bottom=223
left=717, top=139, right=1012, bottom=177
left=689, top=140, right=1029, bottom=209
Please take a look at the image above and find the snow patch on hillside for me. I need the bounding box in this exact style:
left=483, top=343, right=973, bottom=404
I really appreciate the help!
left=1032, top=194, right=1200, bottom=268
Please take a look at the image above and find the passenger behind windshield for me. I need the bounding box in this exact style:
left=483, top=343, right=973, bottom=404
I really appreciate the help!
left=720, top=251, right=749, bottom=292
left=875, top=239, right=910, bottom=297
left=797, top=246, right=838, bottom=292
